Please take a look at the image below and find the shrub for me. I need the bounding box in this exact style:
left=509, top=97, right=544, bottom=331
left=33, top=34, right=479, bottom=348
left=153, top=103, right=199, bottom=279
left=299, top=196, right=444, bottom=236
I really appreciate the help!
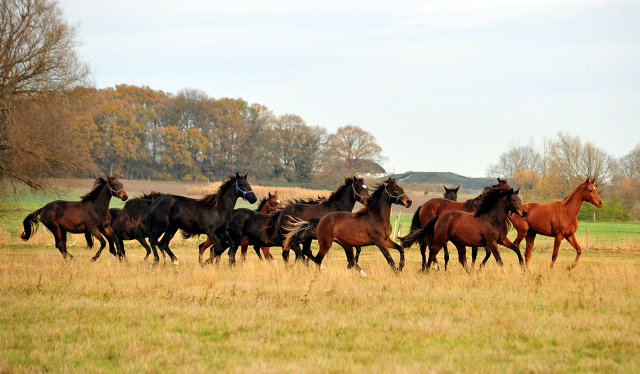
left=578, top=199, right=631, bottom=222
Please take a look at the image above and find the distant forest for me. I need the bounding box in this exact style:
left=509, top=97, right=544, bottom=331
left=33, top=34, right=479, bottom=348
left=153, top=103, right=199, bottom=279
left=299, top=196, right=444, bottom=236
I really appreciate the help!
left=15, top=85, right=384, bottom=187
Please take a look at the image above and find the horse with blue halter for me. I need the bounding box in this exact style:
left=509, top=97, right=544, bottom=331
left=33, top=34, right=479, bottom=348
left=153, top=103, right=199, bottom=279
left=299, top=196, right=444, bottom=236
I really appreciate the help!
left=284, top=178, right=411, bottom=276
left=21, top=176, right=129, bottom=261
left=147, top=173, right=257, bottom=266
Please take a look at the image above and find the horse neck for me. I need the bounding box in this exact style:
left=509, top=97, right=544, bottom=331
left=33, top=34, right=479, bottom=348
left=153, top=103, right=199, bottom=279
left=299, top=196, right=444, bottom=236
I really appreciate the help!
left=482, top=198, right=510, bottom=226
left=369, top=193, right=394, bottom=224
left=216, top=186, right=239, bottom=212
left=561, top=186, right=586, bottom=217
left=259, top=202, right=273, bottom=214
left=93, top=185, right=113, bottom=214
left=328, top=187, right=356, bottom=211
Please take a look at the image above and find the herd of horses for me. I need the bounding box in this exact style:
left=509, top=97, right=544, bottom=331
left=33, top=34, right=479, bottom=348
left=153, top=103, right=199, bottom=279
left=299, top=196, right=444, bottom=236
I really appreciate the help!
left=20, top=172, right=603, bottom=274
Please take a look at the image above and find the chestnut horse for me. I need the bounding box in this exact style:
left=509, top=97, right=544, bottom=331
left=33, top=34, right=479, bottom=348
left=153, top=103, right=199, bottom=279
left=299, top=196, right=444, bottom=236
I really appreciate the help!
left=272, top=176, right=369, bottom=262
left=510, top=178, right=603, bottom=270
left=194, top=192, right=283, bottom=261
left=401, top=188, right=526, bottom=272
left=404, top=178, right=511, bottom=269
left=285, top=178, right=411, bottom=276
left=21, top=176, right=129, bottom=261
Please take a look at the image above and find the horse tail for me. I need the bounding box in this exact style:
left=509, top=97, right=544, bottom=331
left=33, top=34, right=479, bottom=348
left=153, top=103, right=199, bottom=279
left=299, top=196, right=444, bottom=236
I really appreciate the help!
left=282, top=218, right=318, bottom=250
left=84, top=232, right=94, bottom=249
left=400, top=215, right=439, bottom=248
left=20, top=208, right=42, bottom=240
left=409, top=206, right=423, bottom=233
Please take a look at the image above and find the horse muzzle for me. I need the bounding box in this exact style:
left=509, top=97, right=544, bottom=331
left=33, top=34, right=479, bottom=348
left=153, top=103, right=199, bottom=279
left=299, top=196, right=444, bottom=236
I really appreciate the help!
left=520, top=211, right=527, bottom=217
left=120, top=194, right=129, bottom=201
left=403, top=197, right=412, bottom=208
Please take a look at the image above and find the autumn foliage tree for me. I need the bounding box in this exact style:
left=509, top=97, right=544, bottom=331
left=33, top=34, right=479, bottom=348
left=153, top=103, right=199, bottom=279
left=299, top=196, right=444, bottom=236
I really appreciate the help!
left=0, top=0, right=91, bottom=190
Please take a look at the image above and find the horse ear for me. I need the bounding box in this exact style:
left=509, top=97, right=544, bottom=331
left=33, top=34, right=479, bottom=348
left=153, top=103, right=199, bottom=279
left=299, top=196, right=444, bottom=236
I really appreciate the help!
left=236, top=172, right=241, bottom=179
left=515, top=188, right=520, bottom=194
left=443, top=185, right=448, bottom=191
left=244, top=173, right=248, bottom=179
left=454, top=186, right=460, bottom=192
left=590, top=178, right=596, bottom=184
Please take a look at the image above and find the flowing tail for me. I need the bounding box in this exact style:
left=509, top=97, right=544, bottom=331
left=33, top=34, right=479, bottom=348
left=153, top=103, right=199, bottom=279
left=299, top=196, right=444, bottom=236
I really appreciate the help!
left=21, top=208, right=43, bottom=240
left=282, top=218, right=319, bottom=251
left=409, top=206, right=423, bottom=233
left=399, top=215, right=439, bottom=248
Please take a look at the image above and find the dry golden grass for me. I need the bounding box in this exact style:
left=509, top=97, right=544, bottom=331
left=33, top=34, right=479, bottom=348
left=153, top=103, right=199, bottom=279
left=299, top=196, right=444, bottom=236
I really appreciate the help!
left=1, top=240, right=640, bottom=373
left=186, top=183, right=332, bottom=203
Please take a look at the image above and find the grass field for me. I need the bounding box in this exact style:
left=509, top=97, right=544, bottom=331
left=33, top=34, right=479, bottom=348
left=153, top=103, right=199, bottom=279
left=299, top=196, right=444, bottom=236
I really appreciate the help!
left=2, top=188, right=640, bottom=372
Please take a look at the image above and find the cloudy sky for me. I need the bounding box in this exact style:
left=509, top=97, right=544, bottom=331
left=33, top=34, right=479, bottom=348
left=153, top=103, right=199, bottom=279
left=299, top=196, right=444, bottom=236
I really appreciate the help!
left=61, top=0, right=640, bottom=177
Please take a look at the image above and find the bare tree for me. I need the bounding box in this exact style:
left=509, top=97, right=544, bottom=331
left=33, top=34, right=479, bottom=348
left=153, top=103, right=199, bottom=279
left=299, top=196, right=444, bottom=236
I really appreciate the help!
left=0, top=0, right=91, bottom=189
left=328, top=125, right=383, bottom=163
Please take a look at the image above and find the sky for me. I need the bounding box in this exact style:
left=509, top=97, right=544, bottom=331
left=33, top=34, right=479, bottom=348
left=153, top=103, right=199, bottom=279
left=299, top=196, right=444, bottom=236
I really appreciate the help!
left=61, top=0, right=640, bottom=177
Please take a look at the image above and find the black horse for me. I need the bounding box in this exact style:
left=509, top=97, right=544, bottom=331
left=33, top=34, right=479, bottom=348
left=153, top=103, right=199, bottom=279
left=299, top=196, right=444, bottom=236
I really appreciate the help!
left=109, top=192, right=165, bottom=262
left=148, top=173, right=257, bottom=266
left=21, top=176, right=128, bottom=261
left=271, top=176, right=369, bottom=262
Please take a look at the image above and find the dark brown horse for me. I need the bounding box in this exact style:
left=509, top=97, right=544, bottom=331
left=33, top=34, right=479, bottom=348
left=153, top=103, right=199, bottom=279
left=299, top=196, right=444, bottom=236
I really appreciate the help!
left=109, top=191, right=165, bottom=262
left=285, top=178, right=412, bottom=276
left=401, top=188, right=526, bottom=272
left=192, top=191, right=283, bottom=261
left=148, top=173, right=257, bottom=266
left=510, top=178, right=603, bottom=270
left=272, top=176, right=369, bottom=262
left=21, top=176, right=129, bottom=261
left=443, top=185, right=460, bottom=201
left=404, top=178, right=511, bottom=269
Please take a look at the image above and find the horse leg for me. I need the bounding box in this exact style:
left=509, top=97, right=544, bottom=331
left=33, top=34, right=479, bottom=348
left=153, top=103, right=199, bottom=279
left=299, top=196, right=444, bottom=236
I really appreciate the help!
left=261, top=246, right=274, bottom=261
left=102, top=226, right=125, bottom=261
left=158, top=225, right=179, bottom=266
left=454, top=243, right=469, bottom=273
left=374, top=239, right=398, bottom=273
left=355, top=246, right=362, bottom=264
left=198, top=236, right=213, bottom=266
left=90, top=229, right=107, bottom=262
left=344, top=245, right=367, bottom=277
left=500, top=236, right=525, bottom=269
left=301, top=239, right=313, bottom=264
left=565, top=234, right=583, bottom=270
left=471, top=247, right=478, bottom=268
left=385, top=238, right=405, bottom=271
left=487, top=242, right=503, bottom=267
left=443, top=242, right=450, bottom=271
left=240, top=237, right=257, bottom=261
left=550, top=235, right=563, bottom=269
left=479, top=247, right=491, bottom=270
left=282, top=247, right=291, bottom=263
left=419, top=240, right=428, bottom=272
left=137, top=238, right=155, bottom=261
left=290, top=242, right=306, bottom=264
left=425, top=244, right=442, bottom=273
left=524, top=230, right=537, bottom=269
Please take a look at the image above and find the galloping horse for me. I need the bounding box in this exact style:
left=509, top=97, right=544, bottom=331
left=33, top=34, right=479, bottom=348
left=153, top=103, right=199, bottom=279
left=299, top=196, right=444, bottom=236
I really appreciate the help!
left=285, top=178, right=411, bottom=276
left=510, top=178, right=603, bottom=270
left=193, top=192, right=283, bottom=261
left=272, top=176, right=369, bottom=262
left=109, top=192, right=165, bottom=262
left=21, top=176, right=129, bottom=261
left=403, top=178, right=512, bottom=269
left=401, top=188, right=526, bottom=272
left=148, top=173, right=257, bottom=266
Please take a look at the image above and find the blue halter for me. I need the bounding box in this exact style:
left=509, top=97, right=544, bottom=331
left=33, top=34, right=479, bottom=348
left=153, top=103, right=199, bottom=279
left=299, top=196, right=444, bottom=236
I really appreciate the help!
left=236, top=179, right=254, bottom=201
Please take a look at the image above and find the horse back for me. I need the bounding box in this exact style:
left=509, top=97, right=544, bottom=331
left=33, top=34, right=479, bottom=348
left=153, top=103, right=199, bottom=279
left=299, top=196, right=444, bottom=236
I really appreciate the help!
left=418, top=199, right=469, bottom=226
left=520, top=201, right=577, bottom=237
left=435, top=211, right=492, bottom=248
left=40, top=200, right=110, bottom=233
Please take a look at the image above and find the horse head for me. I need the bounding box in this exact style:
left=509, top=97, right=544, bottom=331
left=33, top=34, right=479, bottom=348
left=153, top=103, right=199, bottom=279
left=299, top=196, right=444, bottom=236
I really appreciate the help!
left=504, top=188, right=526, bottom=217
left=235, top=172, right=258, bottom=204
left=107, top=176, right=128, bottom=201
left=383, top=178, right=412, bottom=208
left=443, top=185, right=459, bottom=201
left=582, top=178, right=603, bottom=208
left=267, top=191, right=284, bottom=211
left=351, top=176, right=370, bottom=204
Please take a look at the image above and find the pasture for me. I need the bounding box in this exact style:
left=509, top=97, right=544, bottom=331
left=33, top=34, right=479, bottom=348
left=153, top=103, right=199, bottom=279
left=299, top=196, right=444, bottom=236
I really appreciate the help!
left=1, top=182, right=640, bottom=372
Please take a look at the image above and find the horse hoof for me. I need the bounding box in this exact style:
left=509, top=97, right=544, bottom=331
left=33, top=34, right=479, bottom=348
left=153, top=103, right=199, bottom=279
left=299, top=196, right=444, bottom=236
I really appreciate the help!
left=172, top=260, right=179, bottom=267
left=90, top=257, right=97, bottom=262
left=359, top=269, right=368, bottom=277
left=320, top=264, right=327, bottom=271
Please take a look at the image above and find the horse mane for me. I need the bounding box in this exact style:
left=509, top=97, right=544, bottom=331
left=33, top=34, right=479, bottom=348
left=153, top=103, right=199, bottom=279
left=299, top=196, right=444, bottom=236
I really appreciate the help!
left=197, top=175, right=236, bottom=208
left=463, top=182, right=507, bottom=211
left=562, top=180, right=587, bottom=204
left=256, top=197, right=269, bottom=211
left=137, top=191, right=164, bottom=200
left=326, top=176, right=358, bottom=203
left=122, top=198, right=153, bottom=222
left=80, top=177, right=108, bottom=202
left=474, top=187, right=511, bottom=217
left=354, top=182, right=386, bottom=217
left=289, top=198, right=322, bottom=205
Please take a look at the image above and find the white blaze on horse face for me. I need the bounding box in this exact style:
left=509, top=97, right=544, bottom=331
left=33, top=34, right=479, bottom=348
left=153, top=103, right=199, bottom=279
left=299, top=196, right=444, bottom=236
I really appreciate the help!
left=362, top=185, right=367, bottom=189
left=277, top=200, right=281, bottom=203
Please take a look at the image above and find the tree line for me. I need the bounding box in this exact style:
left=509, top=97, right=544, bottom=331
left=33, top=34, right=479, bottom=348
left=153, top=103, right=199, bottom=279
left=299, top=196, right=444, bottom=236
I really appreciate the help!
left=486, top=133, right=640, bottom=220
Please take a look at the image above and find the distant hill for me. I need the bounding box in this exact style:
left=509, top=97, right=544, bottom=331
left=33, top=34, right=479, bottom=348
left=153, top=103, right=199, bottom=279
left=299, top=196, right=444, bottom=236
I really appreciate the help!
left=387, top=172, right=496, bottom=192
